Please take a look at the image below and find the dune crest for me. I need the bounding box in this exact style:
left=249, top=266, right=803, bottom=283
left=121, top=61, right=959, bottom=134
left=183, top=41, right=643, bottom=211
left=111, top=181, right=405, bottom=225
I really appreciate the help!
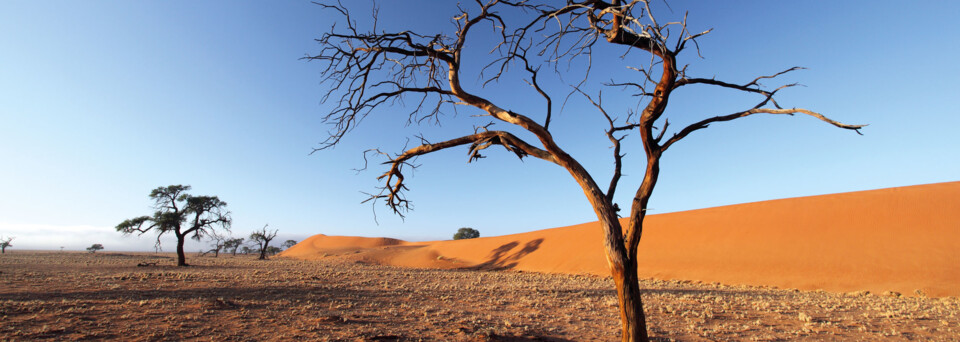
left=282, top=182, right=960, bottom=297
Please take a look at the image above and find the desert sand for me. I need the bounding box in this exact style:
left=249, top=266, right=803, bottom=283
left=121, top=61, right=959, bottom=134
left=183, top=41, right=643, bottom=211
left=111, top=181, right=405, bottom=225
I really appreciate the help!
left=282, top=181, right=960, bottom=297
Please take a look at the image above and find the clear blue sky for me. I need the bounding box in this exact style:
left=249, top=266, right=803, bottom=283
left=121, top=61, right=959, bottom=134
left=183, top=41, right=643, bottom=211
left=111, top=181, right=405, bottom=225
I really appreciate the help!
left=1, top=1, right=957, bottom=251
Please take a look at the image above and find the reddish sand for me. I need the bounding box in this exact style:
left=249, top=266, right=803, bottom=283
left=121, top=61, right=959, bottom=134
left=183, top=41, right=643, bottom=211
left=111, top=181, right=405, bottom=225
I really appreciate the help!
left=282, top=182, right=960, bottom=297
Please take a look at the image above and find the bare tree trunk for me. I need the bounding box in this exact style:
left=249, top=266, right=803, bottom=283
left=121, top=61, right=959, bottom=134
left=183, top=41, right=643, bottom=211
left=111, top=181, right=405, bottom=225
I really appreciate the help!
left=612, top=155, right=660, bottom=342
left=559, top=157, right=651, bottom=342
left=600, top=219, right=650, bottom=342
left=176, top=235, right=188, bottom=266
left=613, top=263, right=648, bottom=341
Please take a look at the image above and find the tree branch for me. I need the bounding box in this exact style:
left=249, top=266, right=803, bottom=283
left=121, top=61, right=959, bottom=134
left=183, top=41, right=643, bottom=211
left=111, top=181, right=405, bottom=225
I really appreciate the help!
left=572, top=87, right=632, bottom=206
left=517, top=50, right=555, bottom=131
left=673, top=66, right=806, bottom=99
left=369, top=130, right=558, bottom=217
left=661, top=107, right=866, bottom=151
left=307, top=3, right=460, bottom=151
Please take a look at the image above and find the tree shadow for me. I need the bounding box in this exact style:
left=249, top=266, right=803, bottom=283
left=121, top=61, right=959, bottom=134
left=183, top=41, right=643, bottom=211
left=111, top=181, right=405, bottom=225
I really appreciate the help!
left=468, top=238, right=543, bottom=271
left=485, top=335, right=576, bottom=342
left=640, top=286, right=799, bottom=300
left=0, top=284, right=357, bottom=307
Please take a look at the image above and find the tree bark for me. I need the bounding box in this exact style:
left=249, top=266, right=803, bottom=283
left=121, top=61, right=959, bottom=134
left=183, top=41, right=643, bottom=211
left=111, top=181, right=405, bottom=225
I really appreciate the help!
left=176, top=234, right=188, bottom=266
left=605, top=221, right=650, bottom=342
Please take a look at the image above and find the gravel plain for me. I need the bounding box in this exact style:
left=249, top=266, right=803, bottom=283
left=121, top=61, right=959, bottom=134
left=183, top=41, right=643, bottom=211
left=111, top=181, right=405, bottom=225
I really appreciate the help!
left=1, top=251, right=957, bottom=341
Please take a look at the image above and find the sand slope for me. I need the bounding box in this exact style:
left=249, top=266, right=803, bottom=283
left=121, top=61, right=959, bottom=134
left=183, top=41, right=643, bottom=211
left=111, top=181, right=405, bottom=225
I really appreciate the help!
left=281, top=182, right=960, bottom=296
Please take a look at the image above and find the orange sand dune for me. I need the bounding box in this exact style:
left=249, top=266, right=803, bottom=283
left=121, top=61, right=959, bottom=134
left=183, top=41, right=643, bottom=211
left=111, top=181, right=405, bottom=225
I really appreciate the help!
left=283, top=234, right=407, bottom=255
left=282, top=182, right=960, bottom=297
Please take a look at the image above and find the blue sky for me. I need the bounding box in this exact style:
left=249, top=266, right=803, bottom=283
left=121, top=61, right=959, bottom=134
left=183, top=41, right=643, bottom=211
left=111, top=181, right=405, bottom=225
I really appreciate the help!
left=1, top=1, right=957, bottom=252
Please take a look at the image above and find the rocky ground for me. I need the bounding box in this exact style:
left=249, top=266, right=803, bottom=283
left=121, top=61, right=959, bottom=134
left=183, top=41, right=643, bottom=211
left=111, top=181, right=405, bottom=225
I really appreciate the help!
left=1, top=251, right=957, bottom=341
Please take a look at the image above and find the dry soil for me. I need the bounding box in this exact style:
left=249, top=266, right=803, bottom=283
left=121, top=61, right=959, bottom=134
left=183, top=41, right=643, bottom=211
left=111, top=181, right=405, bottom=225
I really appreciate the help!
left=1, top=251, right=958, bottom=341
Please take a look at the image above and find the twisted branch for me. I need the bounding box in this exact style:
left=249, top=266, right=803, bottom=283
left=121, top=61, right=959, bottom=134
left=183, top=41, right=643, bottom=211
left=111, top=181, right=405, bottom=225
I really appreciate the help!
left=368, top=130, right=558, bottom=217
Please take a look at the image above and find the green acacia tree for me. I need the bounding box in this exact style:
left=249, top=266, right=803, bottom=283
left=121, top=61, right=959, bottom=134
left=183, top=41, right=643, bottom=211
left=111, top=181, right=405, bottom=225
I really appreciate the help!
left=116, top=185, right=231, bottom=266
left=453, top=227, right=480, bottom=240
left=224, top=237, right=245, bottom=256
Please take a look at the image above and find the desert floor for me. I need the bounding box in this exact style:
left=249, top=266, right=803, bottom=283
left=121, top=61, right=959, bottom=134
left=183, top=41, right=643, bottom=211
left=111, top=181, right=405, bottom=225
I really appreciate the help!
left=1, top=251, right=958, bottom=341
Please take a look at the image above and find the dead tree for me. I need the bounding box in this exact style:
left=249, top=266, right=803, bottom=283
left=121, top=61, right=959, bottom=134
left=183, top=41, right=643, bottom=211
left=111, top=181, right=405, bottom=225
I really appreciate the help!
left=0, top=236, right=13, bottom=254
left=250, top=224, right=278, bottom=260
left=206, top=231, right=228, bottom=257
left=308, top=1, right=863, bottom=341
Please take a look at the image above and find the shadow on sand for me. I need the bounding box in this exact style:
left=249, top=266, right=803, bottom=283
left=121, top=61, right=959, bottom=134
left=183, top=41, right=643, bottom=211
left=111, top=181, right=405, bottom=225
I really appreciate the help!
left=468, top=238, right=544, bottom=271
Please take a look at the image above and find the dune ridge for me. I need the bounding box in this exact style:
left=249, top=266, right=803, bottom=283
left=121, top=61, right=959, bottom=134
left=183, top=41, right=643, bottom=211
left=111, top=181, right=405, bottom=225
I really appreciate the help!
left=282, top=181, right=960, bottom=297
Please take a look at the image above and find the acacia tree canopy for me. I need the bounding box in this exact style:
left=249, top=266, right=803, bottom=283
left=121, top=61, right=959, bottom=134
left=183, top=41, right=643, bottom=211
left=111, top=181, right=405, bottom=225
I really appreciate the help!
left=117, top=185, right=231, bottom=266
left=453, top=227, right=480, bottom=240
left=224, top=237, right=245, bottom=256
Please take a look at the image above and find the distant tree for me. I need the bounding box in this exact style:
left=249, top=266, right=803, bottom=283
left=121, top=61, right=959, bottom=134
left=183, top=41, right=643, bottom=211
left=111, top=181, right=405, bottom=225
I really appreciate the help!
left=86, top=244, right=104, bottom=253
left=224, top=237, right=245, bottom=256
left=116, top=185, right=231, bottom=266
left=0, top=236, right=13, bottom=254
left=239, top=246, right=252, bottom=255
left=265, top=246, right=282, bottom=256
left=453, top=227, right=480, bottom=240
left=206, top=231, right=228, bottom=257
left=250, top=224, right=278, bottom=260
left=281, top=239, right=298, bottom=250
